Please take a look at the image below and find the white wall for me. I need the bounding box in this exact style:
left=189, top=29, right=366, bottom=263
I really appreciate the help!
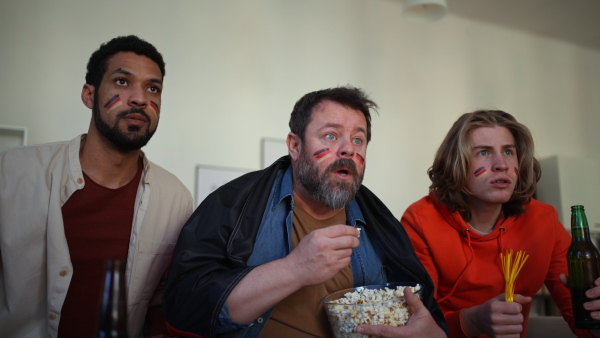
left=1, top=0, right=599, bottom=219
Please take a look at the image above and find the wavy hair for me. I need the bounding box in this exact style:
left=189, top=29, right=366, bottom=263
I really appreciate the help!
left=428, top=110, right=541, bottom=220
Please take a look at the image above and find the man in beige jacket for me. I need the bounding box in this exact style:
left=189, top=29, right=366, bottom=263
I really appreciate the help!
left=0, top=35, right=193, bottom=338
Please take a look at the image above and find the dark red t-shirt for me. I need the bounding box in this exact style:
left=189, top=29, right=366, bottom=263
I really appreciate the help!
left=58, top=158, right=142, bottom=337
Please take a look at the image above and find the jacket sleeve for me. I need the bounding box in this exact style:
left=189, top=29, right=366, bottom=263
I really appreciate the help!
left=162, top=160, right=283, bottom=338
left=545, top=208, right=595, bottom=338
left=162, top=193, right=255, bottom=338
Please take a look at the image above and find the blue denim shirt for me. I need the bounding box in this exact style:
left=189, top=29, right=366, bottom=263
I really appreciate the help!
left=218, top=166, right=386, bottom=337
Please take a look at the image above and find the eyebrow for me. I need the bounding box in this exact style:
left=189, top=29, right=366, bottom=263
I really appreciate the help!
left=110, top=68, right=132, bottom=77
left=320, top=123, right=367, bottom=135
left=473, top=144, right=516, bottom=150
left=109, top=68, right=163, bottom=85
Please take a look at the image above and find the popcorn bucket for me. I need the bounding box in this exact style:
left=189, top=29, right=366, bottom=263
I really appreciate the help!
left=322, top=282, right=421, bottom=338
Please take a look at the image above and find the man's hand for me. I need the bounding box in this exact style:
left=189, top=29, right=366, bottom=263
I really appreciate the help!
left=285, top=224, right=360, bottom=286
left=227, top=224, right=359, bottom=323
left=460, top=293, right=531, bottom=338
left=560, top=273, right=600, bottom=337
left=356, top=287, right=447, bottom=338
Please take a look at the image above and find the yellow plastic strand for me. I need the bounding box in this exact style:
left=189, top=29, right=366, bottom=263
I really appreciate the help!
left=500, top=249, right=529, bottom=302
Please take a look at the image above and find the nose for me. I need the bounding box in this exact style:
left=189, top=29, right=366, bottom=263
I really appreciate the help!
left=492, top=155, right=509, bottom=172
left=337, top=137, right=355, bottom=158
left=127, top=85, right=148, bottom=108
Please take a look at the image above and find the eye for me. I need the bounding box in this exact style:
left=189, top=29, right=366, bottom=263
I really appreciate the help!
left=325, top=133, right=336, bottom=141
left=353, top=138, right=363, bottom=145
left=477, top=150, right=489, bottom=156
left=115, top=78, right=128, bottom=86
left=503, top=149, right=514, bottom=156
left=148, top=85, right=161, bottom=94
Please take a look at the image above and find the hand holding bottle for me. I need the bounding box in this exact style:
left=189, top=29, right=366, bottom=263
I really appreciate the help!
left=560, top=274, right=600, bottom=318
left=566, top=205, right=600, bottom=330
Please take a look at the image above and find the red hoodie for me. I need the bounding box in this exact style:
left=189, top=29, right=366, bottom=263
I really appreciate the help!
left=402, top=193, right=593, bottom=338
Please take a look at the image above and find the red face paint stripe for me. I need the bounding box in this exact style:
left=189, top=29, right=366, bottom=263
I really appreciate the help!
left=474, top=167, right=486, bottom=176
left=356, top=154, right=365, bottom=164
left=514, top=168, right=519, bottom=175
left=314, top=149, right=330, bottom=159
left=104, top=95, right=121, bottom=109
left=150, top=101, right=159, bottom=111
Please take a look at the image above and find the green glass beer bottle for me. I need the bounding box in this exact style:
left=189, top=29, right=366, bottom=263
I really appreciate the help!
left=567, top=205, right=600, bottom=329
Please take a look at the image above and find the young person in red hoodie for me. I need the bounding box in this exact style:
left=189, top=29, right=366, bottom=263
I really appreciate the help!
left=401, top=110, right=600, bottom=338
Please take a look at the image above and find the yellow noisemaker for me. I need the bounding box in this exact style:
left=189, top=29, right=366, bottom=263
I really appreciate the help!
left=500, top=249, right=529, bottom=302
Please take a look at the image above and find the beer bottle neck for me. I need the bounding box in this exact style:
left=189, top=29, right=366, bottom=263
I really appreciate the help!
left=572, top=227, right=593, bottom=242
left=571, top=206, right=592, bottom=242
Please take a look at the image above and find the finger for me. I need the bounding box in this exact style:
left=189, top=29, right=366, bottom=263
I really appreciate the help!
left=492, top=324, right=524, bottom=336
left=559, top=273, right=569, bottom=287
left=590, top=310, right=600, bottom=320
left=323, top=224, right=360, bottom=238
left=327, top=248, right=354, bottom=261
left=331, top=236, right=360, bottom=250
left=357, top=324, right=403, bottom=337
left=584, top=299, right=600, bottom=311
left=587, top=286, right=600, bottom=299
left=494, top=293, right=508, bottom=301
left=404, top=287, right=425, bottom=313
left=512, top=294, right=533, bottom=304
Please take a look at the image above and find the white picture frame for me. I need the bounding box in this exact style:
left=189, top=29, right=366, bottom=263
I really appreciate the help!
left=261, top=138, right=288, bottom=168
left=195, top=165, right=250, bottom=207
left=0, top=125, right=28, bottom=149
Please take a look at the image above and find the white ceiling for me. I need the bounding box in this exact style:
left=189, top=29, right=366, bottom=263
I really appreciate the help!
left=447, top=0, right=600, bottom=51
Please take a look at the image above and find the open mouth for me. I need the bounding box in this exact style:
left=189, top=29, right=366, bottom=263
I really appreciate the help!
left=491, top=178, right=512, bottom=187
left=337, top=169, right=351, bottom=177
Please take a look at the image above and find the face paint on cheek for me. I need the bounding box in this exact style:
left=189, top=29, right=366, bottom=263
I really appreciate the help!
left=355, top=153, right=365, bottom=165
left=474, top=167, right=487, bottom=178
left=104, top=95, right=122, bottom=114
left=148, top=101, right=159, bottom=121
left=314, top=148, right=331, bottom=163
left=513, top=167, right=519, bottom=177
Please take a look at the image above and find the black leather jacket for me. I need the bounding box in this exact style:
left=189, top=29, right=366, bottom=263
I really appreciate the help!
left=164, top=156, right=448, bottom=337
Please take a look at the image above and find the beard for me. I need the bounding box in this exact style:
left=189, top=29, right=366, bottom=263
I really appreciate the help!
left=92, top=93, right=156, bottom=152
left=296, top=149, right=364, bottom=210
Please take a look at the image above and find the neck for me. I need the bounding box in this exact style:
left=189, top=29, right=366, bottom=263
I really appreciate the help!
left=466, top=203, right=503, bottom=234
left=79, top=132, right=142, bottom=189
left=292, top=189, right=345, bottom=221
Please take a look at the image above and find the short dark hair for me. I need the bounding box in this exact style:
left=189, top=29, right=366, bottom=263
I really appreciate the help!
left=428, top=110, right=541, bottom=220
left=85, top=35, right=165, bottom=88
left=289, top=86, right=377, bottom=142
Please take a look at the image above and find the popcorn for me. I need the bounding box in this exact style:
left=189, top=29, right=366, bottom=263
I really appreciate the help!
left=323, top=284, right=421, bottom=338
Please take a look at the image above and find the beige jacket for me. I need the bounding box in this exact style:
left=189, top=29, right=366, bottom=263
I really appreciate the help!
left=0, top=135, right=193, bottom=338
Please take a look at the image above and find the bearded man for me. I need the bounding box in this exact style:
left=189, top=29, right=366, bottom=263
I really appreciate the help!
left=0, top=35, right=193, bottom=338
left=163, top=86, right=448, bottom=338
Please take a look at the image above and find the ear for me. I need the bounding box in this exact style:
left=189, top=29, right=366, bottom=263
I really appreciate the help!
left=81, top=84, right=95, bottom=110
left=287, top=132, right=301, bottom=161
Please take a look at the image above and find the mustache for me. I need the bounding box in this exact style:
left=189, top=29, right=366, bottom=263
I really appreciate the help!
left=116, top=108, right=152, bottom=123
left=327, top=158, right=357, bottom=174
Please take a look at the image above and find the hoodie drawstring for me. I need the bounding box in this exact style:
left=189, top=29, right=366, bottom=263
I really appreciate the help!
left=498, top=226, right=506, bottom=254
left=437, top=228, right=475, bottom=304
